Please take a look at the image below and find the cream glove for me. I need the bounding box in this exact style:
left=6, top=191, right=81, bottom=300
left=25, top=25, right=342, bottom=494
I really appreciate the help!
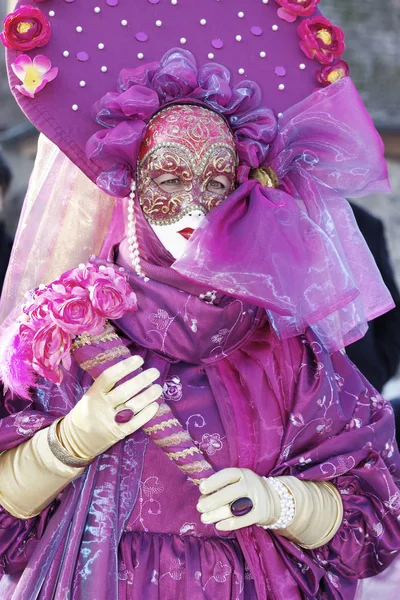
left=0, top=356, right=162, bottom=519
left=197, top=468, right=343, bottom=550
left=0, top=427, right=85, bottom=519
left=58, top=355, right=162, bottom=460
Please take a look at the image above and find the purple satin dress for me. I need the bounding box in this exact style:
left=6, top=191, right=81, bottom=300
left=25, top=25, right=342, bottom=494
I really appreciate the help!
left=0, top=246, right=399, bottom=599
left=120, top=362, right=256, bottom=599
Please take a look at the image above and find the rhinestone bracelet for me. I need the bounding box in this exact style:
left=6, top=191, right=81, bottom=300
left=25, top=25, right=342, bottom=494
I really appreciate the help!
left=262, top=477, right=296, bottom=530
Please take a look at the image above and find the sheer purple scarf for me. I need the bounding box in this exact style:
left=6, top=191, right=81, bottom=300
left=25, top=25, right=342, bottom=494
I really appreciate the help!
left=173, top=77, right=393, bottom=352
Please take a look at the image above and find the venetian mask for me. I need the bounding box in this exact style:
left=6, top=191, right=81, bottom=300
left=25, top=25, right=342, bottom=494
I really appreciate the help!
left=137, top=104, right=238, bottom=259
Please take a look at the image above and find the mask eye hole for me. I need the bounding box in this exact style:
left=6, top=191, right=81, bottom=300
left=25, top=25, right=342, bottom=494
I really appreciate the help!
left=206, top=175, right=232, bottom=195
left=153, top=174, right=184, bottom=193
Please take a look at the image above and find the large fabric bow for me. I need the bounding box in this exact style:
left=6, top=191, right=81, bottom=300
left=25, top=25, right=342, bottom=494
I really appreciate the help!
left=173, top=78, right=393, bottom=351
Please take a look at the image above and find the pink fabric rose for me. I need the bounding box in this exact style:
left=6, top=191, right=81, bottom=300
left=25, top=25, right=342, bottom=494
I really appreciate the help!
left=31, top=323, right=72, bottom=383
left=318, top=60, right=349, bottom=86
left=89, top=279, right=135, bottom=320
left=50, top=292, right=105, bottom=336
left=0, top=5, right=51, bottom=51
left=57, top=263, right=100, bottom=290
left=298, top=16, right=345, bottom=64
left=18, top=322, right=35, bottom=345
left=27, top=302, right=52, bottom=325
left=89, top=265, right=137, bottom=319
left=276, top=0, right=319, bottom=23
left=0, top=262, right=137, bottom=395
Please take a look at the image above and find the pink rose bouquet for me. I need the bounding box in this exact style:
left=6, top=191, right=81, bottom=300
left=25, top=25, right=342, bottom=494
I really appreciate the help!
left=0, top=262, right=214, bottom=485
left=298, top=16, right=346, bottom=64
left=0, top=5, right=51, bottom=51
left=275, top=0, right=320, bottom=23
left=0, top=263, right=137, bottom=398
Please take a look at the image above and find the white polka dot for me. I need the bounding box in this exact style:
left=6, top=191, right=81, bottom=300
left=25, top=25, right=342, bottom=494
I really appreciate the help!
left=171, top=0, right=178, bottom=4
left=238, top=11, right=244, bottom=18
left=200, top=19, right=207, bottom=25
left=299, top=63, right=306, bottom=70
left=180, top=37, right=187, bottom=44
left=49, top=10, right=55, bottom=17
left=278, top=112, right=283, bottom=118
left=272, top=24, right=278, bottom=31
left=260, top=51, right=266, bottom=58
left=63, top=50, right=69, bottom=57
left=76, top=26, right=83, bottom=33
left=208, top=53, right=215, bottom=59
left=262, top=0, right=269, bottom=4
left=121, top=20, right=128, bottom=26
left=238, top=68, right=245, bottom=75
left=98, top=43, right=105, bottom=50
left=101, top=66, right=108, bottom=73
left=137, top=53, right=144, bottom=60
left=94, top=7, right=101, bottom=13
left=79, top=80, right=86, bottom=87
left=72, top=104, right=79, bottom=111
left=278, top=84, right=285, bottom=91
left=156, top=20, right=162, bottom=27
left=236, top=35, right=242, bottom=42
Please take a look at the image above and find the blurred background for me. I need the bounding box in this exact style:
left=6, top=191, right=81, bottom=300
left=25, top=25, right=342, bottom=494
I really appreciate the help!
left=0, top=0, right=400, bottom=397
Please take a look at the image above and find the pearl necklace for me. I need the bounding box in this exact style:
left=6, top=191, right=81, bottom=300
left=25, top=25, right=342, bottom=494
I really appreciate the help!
left=127, top=180, right=145, bottom=278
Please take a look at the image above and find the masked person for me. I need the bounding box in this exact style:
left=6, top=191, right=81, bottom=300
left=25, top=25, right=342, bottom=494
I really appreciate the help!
left=0, top=2, right=399, bottom=599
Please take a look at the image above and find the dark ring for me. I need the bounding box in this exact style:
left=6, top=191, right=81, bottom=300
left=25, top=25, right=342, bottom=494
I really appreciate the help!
left=230, top=497, right=254, bottom=517
left=115, top=408, right=134, bottom=424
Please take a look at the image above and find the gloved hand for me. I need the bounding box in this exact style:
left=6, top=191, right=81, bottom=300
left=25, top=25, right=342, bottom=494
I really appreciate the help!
left=197, top=468, right=343, bottom=549
left=197, top=468, right=280, bottom=531
left=59, top=354, right=162, bottom=460
left=0, top=356, right=162, bottom=519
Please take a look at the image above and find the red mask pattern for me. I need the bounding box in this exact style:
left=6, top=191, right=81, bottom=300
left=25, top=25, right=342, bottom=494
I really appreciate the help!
left=138, top=105, right=238, bottom=225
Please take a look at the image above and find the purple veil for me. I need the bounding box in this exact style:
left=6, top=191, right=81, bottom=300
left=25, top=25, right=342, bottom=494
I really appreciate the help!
left=173, top=76, right=393, bottom=351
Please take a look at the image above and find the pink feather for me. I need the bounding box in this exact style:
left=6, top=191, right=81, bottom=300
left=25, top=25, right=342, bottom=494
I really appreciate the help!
left=0, top=320, right=36, bottom=400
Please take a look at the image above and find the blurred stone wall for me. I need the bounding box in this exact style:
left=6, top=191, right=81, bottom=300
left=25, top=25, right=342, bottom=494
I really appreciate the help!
left=0, top=0, right=37, bottom=235
left=323, top=0, right=400, bottom=129
left=323, top=0, right=400, bottom=288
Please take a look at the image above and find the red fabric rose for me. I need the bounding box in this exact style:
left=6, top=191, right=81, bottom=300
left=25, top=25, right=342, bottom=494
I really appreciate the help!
left=318, top=60, right=350, bottom=86
left=276, top=0, right=319, bottom=23
left=298, top=16, right=345, bottom=64
left=0, top=5, right=51, bottom=51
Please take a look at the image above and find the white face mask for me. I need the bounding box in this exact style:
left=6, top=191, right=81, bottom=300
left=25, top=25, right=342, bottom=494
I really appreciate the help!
left=149, top=209, right=206, bottom=260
